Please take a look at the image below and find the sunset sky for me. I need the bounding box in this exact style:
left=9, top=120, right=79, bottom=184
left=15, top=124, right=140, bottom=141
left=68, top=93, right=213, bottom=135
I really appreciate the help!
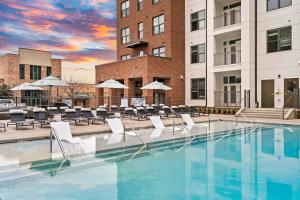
left=0, top=0, right=117, bottom=68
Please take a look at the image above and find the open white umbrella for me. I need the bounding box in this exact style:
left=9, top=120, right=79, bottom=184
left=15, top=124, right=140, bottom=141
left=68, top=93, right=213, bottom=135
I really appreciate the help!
left=30, top=76, right=69, bottom=87
left=95, top=79, right=129, bottom=89
left=10, top=82, right=45, bottom=106
left=30, top=76, right=69, bottom=105
left=10, top=82, right=45, bottom=91
left=95, top=79, right=129, bottom=108
left=141, top=81, right=172, bottom=90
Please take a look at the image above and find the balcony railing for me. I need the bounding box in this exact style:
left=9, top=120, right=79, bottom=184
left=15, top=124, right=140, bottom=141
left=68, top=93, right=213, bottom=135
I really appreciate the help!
left=214, top=10, right=241, bottom=29
left=214, top=50, right=241, bottom=66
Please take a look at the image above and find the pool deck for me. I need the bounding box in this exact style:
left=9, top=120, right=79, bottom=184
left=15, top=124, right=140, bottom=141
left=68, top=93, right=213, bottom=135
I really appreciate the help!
left=0, top=114, right=300, bottom=144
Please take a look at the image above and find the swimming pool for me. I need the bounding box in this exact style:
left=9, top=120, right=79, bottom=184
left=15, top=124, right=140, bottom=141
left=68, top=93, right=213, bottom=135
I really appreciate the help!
left=0, top=123, right=300, bottom=200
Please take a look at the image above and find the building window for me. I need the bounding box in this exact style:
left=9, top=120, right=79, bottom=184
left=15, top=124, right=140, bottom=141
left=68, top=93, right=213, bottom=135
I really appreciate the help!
left=267, top=26, right=291, bottom=53
left=153, top=14, right=164, bottom=35
left=153, top=47, right=165, bottom=57
left=153, top=0, right=162, bottom=4
left=30, top=65, right=41, bottom=80
left=191, top=44, right=205, bottom=64
left=267, top=0, right=292, bottom=11
left=46, top=66, right=52, bottom=76
left=121, top=27, right=130, bottom=44
left=138, top=22, right=144, bottom=39
left=19, top=64, right=25, bottom=79
left=121, top=55, right=131, bottom=60
left=121, top=0, right=130, bottom=17
left=191, top=10, right=205, bottom=31
left=191, top=78, right=205, bottom=100
left=138, top=0, right=143, bottom=11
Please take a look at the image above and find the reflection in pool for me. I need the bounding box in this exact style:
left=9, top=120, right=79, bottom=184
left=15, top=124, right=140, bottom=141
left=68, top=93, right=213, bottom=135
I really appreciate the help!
left=0, top=125, right=300, bottom=199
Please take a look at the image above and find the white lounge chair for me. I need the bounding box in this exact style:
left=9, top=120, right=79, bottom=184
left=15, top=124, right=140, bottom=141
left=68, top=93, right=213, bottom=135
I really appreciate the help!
left=50, top=122, right=96, bottom=159
left=106, top=118, right=145, bottom=145
left=149, top=116, right=182, bottom=133
left=50, top=122, right=82, bottom=144
left=180, top=114, right=207, bottom=133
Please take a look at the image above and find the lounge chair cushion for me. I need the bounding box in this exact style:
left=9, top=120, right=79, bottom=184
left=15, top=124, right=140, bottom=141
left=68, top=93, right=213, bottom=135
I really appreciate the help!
left=9, top=109, right=26, bottom=114
left=33, top=107, right=46, bottom=112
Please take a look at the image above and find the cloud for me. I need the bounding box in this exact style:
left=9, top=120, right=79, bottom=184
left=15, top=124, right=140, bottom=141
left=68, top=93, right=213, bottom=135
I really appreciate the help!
left=0, top=0, right=117, bottom=67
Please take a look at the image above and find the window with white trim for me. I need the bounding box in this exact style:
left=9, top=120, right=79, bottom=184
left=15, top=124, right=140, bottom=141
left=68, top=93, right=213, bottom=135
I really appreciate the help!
left=121, top=27, right=130, bottom=44
left=153, top=15, right=164, bottom=35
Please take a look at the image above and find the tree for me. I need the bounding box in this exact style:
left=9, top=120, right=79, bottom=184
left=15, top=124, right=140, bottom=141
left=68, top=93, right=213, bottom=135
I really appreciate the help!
left=62, top=76, right=86, bottom=107
left=0, top=84, right=12, bottom=97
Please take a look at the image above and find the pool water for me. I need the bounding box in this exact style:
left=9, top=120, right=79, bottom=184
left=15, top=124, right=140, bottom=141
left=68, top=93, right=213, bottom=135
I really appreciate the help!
left=1, top=125, right=300, bottom=200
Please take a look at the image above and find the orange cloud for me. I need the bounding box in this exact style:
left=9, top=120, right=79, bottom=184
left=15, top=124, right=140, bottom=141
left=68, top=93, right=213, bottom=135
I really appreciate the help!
left=90, top=25, right=115, bottom=39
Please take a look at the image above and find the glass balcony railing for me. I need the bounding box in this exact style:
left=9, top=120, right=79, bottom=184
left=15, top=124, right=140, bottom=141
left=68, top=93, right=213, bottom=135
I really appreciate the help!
left=214, top=10, right=241, bottom=29
left=214, top=50, right=241, bottom=66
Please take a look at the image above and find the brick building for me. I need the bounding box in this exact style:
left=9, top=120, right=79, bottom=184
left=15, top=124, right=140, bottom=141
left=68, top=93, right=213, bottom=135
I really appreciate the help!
left=95, top=0, right=185, bottom=106
left=0, top=48, right=62, bottom=104
left=0, top=48, right=61, bottom=87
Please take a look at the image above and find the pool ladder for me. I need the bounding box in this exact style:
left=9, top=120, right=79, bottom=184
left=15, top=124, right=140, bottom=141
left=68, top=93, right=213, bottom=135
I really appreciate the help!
left=50, top=128, right=68, bottom=160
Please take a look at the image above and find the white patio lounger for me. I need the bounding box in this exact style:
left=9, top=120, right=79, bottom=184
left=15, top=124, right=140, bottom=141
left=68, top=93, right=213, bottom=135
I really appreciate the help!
left=106, top=118, right=144, bottom=145
left=50, top=122, right=82, bottom=144
left=149, top=116, right=182, bottom=132
left=50, top=122, right=96, bottom=158
left=180, top=114, right=207, bottom=132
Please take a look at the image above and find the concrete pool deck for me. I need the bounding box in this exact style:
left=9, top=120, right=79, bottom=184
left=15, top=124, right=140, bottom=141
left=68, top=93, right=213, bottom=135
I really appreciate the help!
left=0, top=114, right=300, bottom=144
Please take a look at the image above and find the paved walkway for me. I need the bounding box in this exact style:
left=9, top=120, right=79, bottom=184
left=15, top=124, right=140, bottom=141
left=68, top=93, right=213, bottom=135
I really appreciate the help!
left=0, top=114, right=300, bottom=143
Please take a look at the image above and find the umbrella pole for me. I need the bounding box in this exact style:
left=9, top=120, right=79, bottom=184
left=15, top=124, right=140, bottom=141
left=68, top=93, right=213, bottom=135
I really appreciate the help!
left=49, top=86, right=52, bottom=106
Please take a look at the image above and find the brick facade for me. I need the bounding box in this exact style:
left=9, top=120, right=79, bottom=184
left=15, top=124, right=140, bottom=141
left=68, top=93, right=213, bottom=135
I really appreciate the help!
left=0, top=51, right=61, bottom=88
left=96, top=0, right=185, bottom=106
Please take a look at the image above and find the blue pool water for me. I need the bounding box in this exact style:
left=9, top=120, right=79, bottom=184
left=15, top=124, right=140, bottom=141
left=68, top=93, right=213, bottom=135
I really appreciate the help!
left=1, top=125, right=300, bottom=200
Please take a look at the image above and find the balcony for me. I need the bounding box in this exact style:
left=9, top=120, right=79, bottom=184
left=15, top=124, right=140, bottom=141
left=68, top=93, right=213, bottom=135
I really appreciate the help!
left=214, top=51, right=241, bottom=66
left=214, top=10, right=241, bottom=29
left=125, top=40, right=148, bottom=48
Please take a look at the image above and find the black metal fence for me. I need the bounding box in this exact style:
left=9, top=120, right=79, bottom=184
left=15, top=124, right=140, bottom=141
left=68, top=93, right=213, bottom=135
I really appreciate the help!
left=0, top=95, right=172, bottom=111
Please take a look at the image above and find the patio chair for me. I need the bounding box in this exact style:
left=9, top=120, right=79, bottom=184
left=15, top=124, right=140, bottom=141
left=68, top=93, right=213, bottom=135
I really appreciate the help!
left=106, top=118, right=145, bottom=145
left=0, top=122, right=6, bottom=132
left=136, top=107, right=148, bottom=119
left=178, top=105, right=189, bottom=114
left=74, top=106, right=82, bottom=115
left=124, top=107, right=142, bottom=120
left=149, top=116, right=181, bottom=132
left=50, top=122, right=83, bottom=144
left=33, top=107, right=55, bottom=128
left=171, top=106, right=181, bottom=117
left=7, top=109, right=34, bottom=130
left=47, top=107, right=60, bottom=116
left=145, top=106, right=158, bottom=116
left=64, top=109, right=89, bottom=126
left=59, top=106, right=69, bottom=114
left=96, top=108, right=114, bottom=123
left=161, top=106, right=173, bottom=118
left=110, top=105, right=119, bottom=113
left=180, top=114, right=207, bottom=133
left=81, top=108, right=103, bottom=124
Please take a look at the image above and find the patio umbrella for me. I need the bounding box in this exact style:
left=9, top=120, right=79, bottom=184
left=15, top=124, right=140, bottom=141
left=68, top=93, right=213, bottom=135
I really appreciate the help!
left=141, top=81, right=172, bottom=90
left=95, top=79, right=129, bottom=89
left=10, top=82, right=45, bottom=91
left=10, top=82, right=45, bottom=106
left=31, top=76, right=69, bottom=104
left=141, top=81, right=172, bottom=105
left=95, top=79, right=129, bottom=108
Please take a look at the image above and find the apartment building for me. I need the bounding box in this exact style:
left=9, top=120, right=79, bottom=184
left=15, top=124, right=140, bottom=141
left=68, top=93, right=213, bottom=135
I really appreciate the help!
left=185, top=0, right=300, bottom=109
left=95, top=0, right=185, bottom=106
